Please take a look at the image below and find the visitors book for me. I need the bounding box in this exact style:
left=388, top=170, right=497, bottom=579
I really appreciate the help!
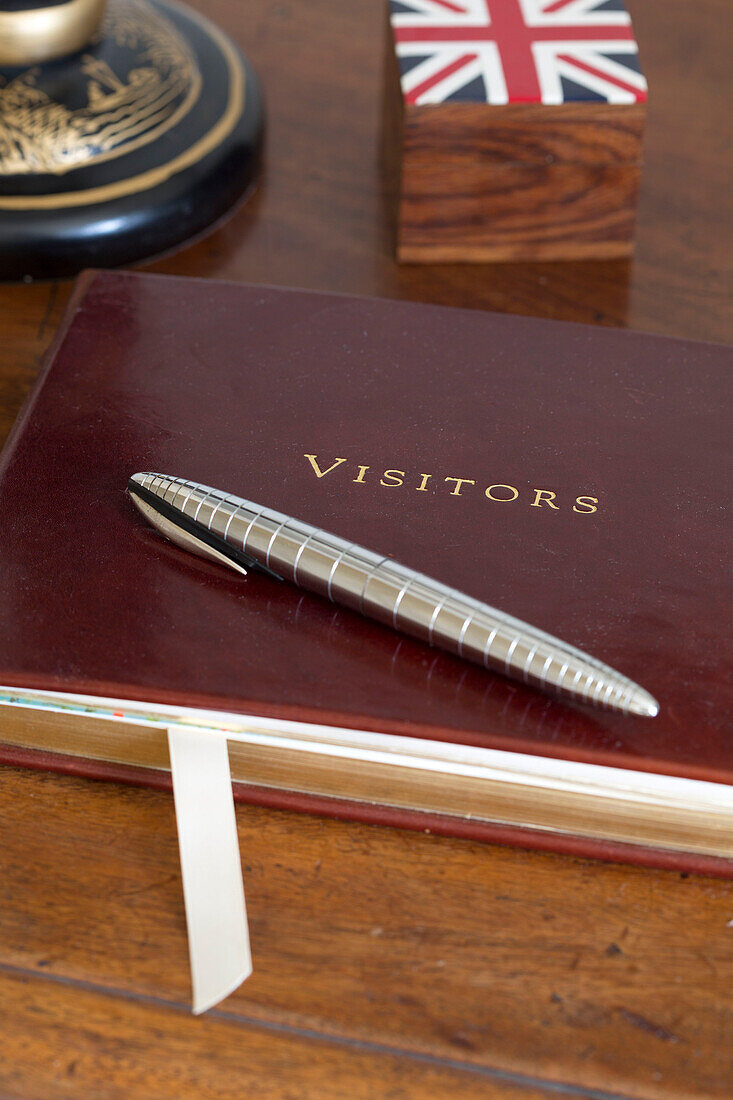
left=1, top=271, right=731, bottom=876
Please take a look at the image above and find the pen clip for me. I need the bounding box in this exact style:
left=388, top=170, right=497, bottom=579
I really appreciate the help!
left=127, top=479, right=283, bottom=581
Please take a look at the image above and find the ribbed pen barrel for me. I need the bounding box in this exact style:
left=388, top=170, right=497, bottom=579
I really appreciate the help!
left=129, top=473, right=660, bottom=718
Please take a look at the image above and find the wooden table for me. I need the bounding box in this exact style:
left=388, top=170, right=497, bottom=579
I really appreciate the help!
left=1, top=1, right=731, bottom=1096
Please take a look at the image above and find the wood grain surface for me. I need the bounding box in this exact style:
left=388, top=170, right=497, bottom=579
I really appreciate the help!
left=396, top=103, right=645, bottom=262
left=0, top=0, right=731, bottom=1097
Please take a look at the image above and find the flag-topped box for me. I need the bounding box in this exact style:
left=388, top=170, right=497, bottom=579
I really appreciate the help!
left=386, top=0, right=647, bottom=262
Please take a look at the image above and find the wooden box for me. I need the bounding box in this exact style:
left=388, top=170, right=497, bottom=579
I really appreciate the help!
left=386, top=0, right=647, bottom=263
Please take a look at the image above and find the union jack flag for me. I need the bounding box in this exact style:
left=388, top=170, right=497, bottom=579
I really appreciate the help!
left=390, top=0, right=647, bottom=106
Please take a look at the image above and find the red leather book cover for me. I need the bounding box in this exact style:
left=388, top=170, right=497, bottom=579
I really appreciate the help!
left=1, top=270, right=731, bottom=874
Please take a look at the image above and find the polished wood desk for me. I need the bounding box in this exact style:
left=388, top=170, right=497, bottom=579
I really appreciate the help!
left=0, top=1, right=731, bottom=1096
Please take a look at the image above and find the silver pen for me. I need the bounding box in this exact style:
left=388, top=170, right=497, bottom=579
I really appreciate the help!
left=128, top=473, right=659, bottom=718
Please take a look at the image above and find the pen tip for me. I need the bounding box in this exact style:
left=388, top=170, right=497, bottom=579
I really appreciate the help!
left=627, top=689, right=660, bottom=718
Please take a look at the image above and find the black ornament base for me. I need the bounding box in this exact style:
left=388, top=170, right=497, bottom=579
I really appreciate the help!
left=0, top=0, right=263, bottom=279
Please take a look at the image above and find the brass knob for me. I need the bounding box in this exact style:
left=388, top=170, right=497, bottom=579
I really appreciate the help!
left=0, top=0, right=107, bottom=66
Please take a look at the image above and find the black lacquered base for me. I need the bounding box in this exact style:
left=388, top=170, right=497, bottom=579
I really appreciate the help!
left=0, top=0, right=263, bottom=279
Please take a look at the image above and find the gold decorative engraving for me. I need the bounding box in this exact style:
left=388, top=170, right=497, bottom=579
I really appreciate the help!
left=0, top=0, right=200, bottom=177
left=0, top=4, right=244, bottom=209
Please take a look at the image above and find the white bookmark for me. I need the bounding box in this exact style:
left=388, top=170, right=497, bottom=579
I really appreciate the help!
left=167, top=727, right=252, bottom=1014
